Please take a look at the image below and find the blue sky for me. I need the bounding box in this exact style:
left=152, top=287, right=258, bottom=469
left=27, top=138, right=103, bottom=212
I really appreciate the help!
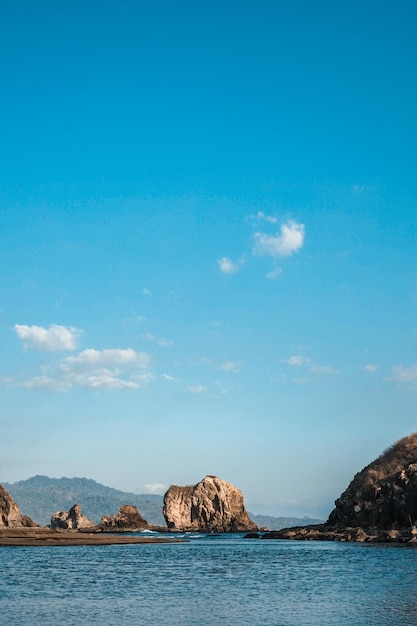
left=1, top=1, right=417, bottom=518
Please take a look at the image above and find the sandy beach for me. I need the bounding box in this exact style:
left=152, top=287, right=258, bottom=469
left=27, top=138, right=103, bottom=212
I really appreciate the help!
left=0, top=527, right=184, bottom=546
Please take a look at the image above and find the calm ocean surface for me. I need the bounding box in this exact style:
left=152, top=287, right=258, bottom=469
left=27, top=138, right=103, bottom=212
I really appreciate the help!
left=2, top=532, right=416, bottom=625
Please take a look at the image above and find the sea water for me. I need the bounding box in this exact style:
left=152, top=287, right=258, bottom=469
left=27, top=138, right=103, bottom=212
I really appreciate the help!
left=1, top=533, right=416, bottom=625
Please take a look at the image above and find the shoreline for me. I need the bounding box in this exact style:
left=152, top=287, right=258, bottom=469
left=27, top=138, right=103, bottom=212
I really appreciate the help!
left=0, top=527, right=186, bottom=546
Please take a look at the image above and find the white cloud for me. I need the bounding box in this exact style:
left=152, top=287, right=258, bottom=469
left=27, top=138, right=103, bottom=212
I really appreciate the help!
left=60, top=348, right=149, bottom=371
left=284, top=355, right=311, bottom=367
left=141, top=333, right=174, bottom=347
left=310, top=365, right=339, bottom=375
left=253, top=220, right=305, bottom=257
left=365, top=364, right=378, bottom=373
left=143, top=483, right=167, bottom=495
left=247, top=211, right=278, bottom=224
left=14, top=324, right=81, bottom=352
left=221, top=360, right=242, bottom=373
left=11, top=348, right=152, bottom=392
left=284, top=355, right=339, bottom=377
left=266, top=267, right=283, bottom=280
left=391, top=365, right=417, bottom=384
left=188, top=385, right=207, bottom=394
left=142, top=288, right=151, bottom=296
left=218, top=256, right=244, bottom=274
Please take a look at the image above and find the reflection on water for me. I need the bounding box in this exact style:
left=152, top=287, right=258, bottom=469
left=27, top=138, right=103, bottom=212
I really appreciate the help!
left=2, top=534, right=417, bottom=625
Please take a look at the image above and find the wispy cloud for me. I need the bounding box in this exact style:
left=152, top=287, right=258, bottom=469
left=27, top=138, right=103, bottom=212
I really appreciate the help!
left=283, top=355, right=311, bottom=367
left=247, top=211, right=278, bottom=224
left=141, top=333, right=174, bottom=347
left=283, top=355, right=339, bottom=378
left=220, top=360, right=243, bottom=373
left=162, top=373, right=177, bottom=381
left=188, top=385, right=207, bottom=394
left=14, top=324, right=82, bottom=352
left=201, top=357, right=243, bottom=373
left=253, top=220, right=305, bottom=257
left=143, top=483, right=167, bottom=495
left=391, top=365, right=417, bottom=384
left=309, top=365, right=339, bottom=375
left=10, top=348, right=153, bottom=392
left=265, top=267, right=283, bottom=280
left=218, top=256, right=244, bottom=274
left=365, top=364, right=378, bottom=373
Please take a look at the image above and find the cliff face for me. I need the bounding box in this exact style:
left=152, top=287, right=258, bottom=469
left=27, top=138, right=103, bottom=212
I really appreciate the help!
left=50, top=504, right=95, bottom=530
left=99, top=505, right=149, bottom=531
left=0, top=484, right=37, bottom=528
left=328, top=433, right=417, bottom=529
left=163, top=475, right=258, bottom=532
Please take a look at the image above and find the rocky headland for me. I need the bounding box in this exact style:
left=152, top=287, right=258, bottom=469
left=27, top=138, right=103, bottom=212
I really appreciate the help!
left=163, top=474, right=258, bottom=532
left=261, top=432, right=417, bottom=543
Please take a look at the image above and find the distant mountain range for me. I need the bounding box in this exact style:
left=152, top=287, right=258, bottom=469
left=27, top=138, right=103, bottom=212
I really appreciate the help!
left=3, top=475, right=324, bottom=529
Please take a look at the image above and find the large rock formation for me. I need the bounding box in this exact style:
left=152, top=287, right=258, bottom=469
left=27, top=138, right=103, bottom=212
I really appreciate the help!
left=0, top=484, right=37, bottom=528
left=163, top=475, right=258, bottom=532
left=50, top=504, right=95, bottom=530
left=327, top=432, right=417, bottom=530
left=99, top=504, right=150, bottom=531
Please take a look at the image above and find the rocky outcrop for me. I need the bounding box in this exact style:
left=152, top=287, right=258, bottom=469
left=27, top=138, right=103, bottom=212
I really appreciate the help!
left=99, top=504, right=150, bottom=531
left=261, top=525, right=417, bottom=543
left=0, top=484, right=37, bottom=528
left=261, top=433, right=417, bottom=544
left=50, top=504, right=95, bottom=530
left=327, top=432, right=417, bottom=530
left=163, top=475, right=258, bottom=532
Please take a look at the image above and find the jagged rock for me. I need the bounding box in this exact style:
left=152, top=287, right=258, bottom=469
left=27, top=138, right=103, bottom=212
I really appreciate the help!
left=163, top=475, right=258, bottom=532
left=50, top=504, right=95, bottom=530
left=99, top=504, right=149, bottom=531
left=0, top=484, right=37, bottom=528
left=327, top=432, right=417, bottom=530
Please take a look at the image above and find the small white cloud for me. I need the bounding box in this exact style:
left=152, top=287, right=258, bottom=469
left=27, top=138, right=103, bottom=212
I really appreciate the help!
left=141, top=333, right=173, bottom=347
left=365, top=364, right=378, bottom=373
left=284, top=355, right=338, bottom=377
left=221, top=360, right=242, bottom=373
left=265, top=267, right=283, bottom=280
left=188, top=385, right=207, bottom=394
left=143, top=483, right=167, bottom=495
left=14, top=324, right=81, bottom=352
left=247, top=211, right=278, bottom=224
left=162, top=373, right=176, bottom=381
left=391, top=365, right=417, bottom=384
left=218, top=257, right=244, bottom=274
left=253, top=220, right=305, bottom=257
left=310, top=365, right=339, bottom=375
left=284, top=356, right=311, bottom=367
left=142, top=288, right=151, bottom=296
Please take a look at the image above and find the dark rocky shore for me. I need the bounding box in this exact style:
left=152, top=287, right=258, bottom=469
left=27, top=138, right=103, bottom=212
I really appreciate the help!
left=259, top=524, right=417, bottom=543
